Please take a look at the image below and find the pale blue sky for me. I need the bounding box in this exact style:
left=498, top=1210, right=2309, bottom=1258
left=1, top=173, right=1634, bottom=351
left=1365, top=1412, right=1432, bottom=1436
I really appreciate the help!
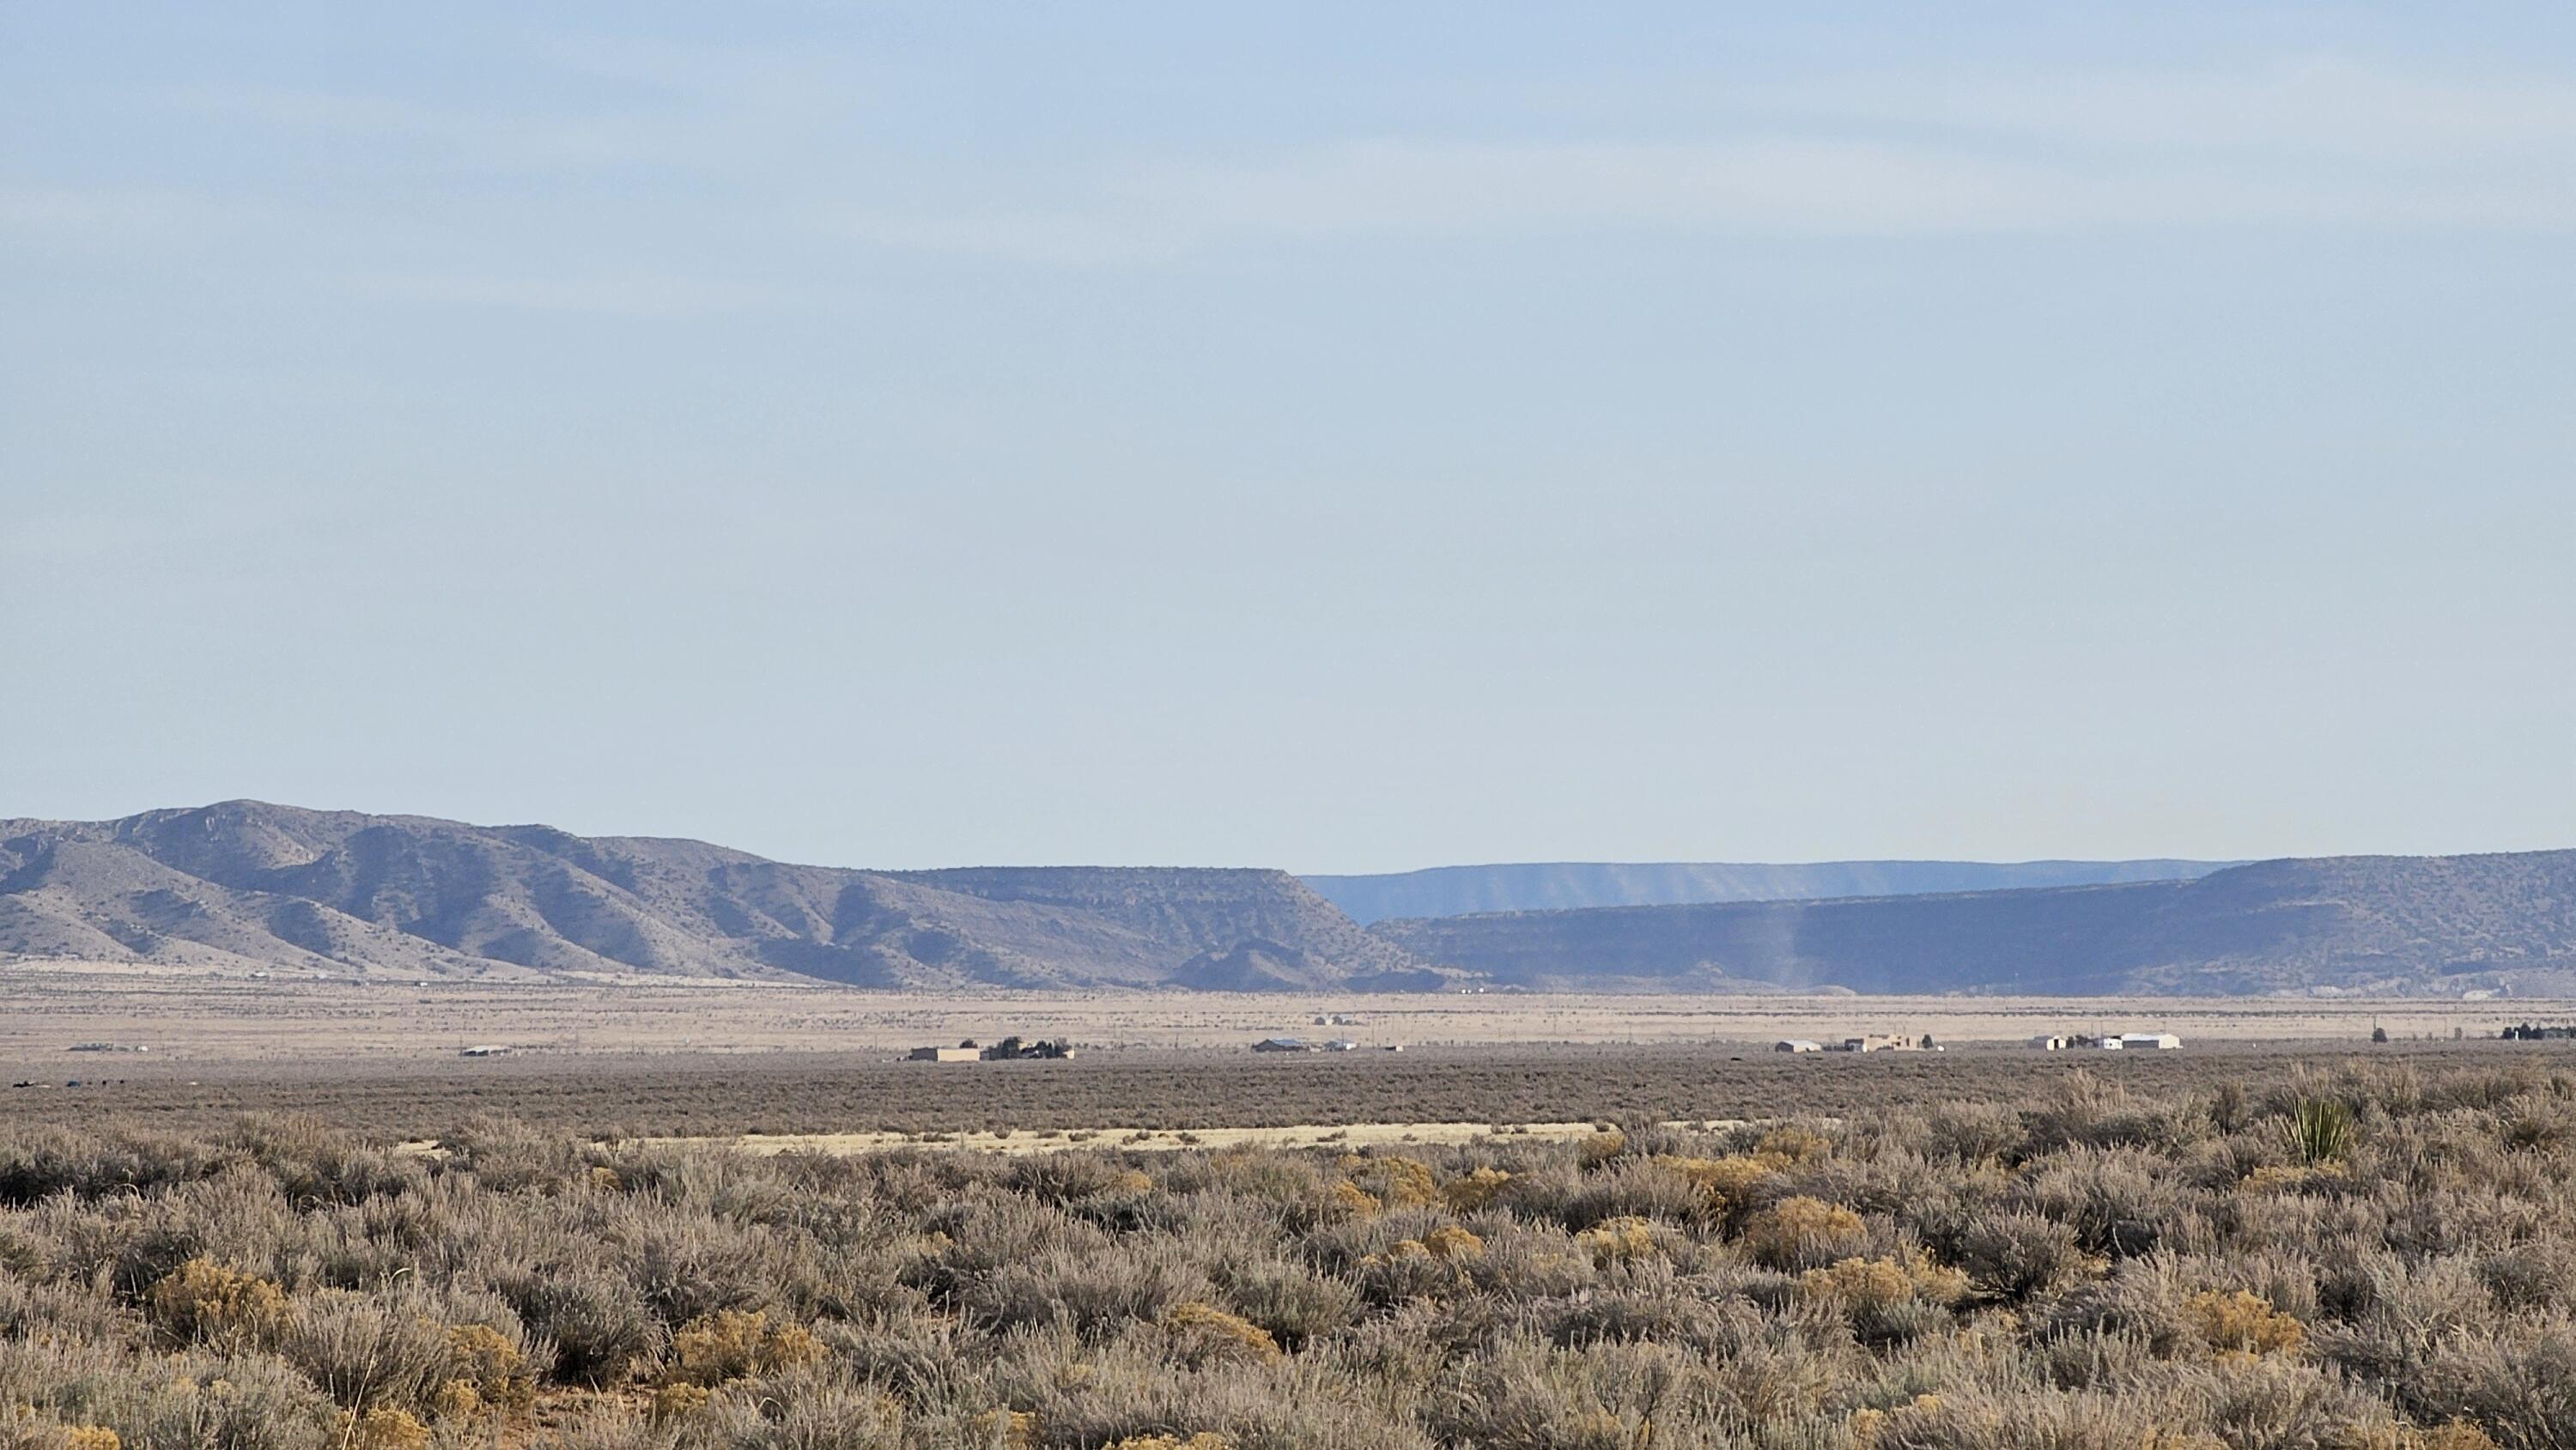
left=3, top=3, right=2570, bottom=872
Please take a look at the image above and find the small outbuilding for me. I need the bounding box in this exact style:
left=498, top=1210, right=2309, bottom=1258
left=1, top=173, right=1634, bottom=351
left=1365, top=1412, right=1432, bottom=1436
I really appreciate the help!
left=908, top=1047, right=981, bottom=1063
left=1774, top=1039, right=1823, bottom=1053
left=2029, top=1034, right=2069, bottom=1051
left=1837, top=1033, right=1916, bottom=1053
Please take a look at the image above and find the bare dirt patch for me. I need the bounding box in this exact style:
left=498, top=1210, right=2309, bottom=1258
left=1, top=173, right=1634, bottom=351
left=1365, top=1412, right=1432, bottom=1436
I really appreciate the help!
left=662, top=1119, right=1626, bottom=1156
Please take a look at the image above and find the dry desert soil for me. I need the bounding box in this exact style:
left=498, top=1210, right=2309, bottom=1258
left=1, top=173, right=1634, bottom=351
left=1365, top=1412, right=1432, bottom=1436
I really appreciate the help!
left=3, top=962, right=2566, bottom=1141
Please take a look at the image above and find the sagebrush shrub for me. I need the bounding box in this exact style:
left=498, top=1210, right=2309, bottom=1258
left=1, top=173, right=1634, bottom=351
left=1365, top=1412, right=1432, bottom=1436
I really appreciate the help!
left=493, top=1265, right=653, bottom=1387
left=1950, top=1210, right=2099, bottom=1302
left=277, top=1289, right=457, bottom=1413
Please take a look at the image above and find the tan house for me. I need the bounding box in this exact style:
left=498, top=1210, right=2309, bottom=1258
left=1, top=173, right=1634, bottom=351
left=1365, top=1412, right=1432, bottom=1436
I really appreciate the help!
left=1838, top=1033, right=1919, bottom=1053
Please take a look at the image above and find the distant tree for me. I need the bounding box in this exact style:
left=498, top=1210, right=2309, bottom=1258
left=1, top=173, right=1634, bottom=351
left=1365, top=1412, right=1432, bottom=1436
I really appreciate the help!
left=2371, top=1024, right=2389, bottom=1044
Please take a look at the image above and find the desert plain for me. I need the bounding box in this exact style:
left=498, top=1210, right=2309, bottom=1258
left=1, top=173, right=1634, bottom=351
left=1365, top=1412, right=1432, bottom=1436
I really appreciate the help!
left=1, top=959, right=2555, bottom=1068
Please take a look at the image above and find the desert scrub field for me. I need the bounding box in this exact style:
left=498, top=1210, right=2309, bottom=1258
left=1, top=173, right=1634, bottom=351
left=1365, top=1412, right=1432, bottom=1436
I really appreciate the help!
left=0, top=1065, right=2572, bottom=1447
left=7, top=1041, right=2550, bottom=1141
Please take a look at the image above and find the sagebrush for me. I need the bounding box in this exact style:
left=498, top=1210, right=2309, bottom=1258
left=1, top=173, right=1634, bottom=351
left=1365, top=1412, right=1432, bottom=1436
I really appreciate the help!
left=0, top=1060, right=2567, bottom=1447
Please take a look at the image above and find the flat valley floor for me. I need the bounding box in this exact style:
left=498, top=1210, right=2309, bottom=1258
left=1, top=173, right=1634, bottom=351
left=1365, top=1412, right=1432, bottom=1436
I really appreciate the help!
left=3, top=962, right=2568, bottom=1141
left=1, top=961, right=2552, bottom=1063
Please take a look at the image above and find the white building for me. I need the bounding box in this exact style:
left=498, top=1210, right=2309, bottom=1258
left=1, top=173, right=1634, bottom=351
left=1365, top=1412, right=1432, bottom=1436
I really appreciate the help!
left=2029, top=1034, right=2069, bottom=1051
left=2118, top=1032, right=2183, bottom=1050
left=1775, top=1039, right=1823, bottom=1053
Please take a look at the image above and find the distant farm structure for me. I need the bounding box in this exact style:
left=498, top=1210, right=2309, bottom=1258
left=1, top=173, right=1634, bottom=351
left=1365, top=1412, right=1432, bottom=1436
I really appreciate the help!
left=1770, top=1032, right=1940, bottom=1053
left=2031, top=1032, right=2184, bottom=1050
left=1833, top=1033, right=1937, bottom=1053
left=908, top=1036, right=1077, bottom=1063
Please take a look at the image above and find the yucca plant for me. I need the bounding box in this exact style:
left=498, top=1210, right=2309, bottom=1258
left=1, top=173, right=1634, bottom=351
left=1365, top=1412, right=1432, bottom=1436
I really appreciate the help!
left=2281, top=1097, right=2356, bottom=1166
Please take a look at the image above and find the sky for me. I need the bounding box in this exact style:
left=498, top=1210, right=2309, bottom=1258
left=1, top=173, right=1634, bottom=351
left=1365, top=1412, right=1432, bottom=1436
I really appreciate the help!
left=3, top=3, right=2571, bottom=874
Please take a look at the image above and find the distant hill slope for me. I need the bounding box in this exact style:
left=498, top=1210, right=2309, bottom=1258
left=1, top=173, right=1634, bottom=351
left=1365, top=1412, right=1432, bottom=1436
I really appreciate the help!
left=1304, top=859, right=2233, bottom=925
left=1370, top=851, right=2576, bottom=996
left=0, top=802, right=1432, bottom=990
left=9, top=805, right=2565, bottom=997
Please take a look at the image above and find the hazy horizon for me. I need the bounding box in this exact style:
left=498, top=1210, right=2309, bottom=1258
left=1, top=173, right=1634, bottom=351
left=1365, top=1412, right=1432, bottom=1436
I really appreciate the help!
left=0, top=792, right=2266, bottom=875
left=24, top=795, right=2564, bottom=882
left=5, top=3, right=2570, bottom=875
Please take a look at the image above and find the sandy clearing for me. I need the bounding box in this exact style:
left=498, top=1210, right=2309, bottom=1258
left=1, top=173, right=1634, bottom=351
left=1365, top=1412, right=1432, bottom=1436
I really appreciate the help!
left=398, top=1119, right=1771, bottom=1158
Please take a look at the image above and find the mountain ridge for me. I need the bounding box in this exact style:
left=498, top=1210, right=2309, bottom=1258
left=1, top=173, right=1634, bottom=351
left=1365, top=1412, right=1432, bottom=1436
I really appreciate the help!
left=4, top=802, right=2568, bottom=996
left=1368, top=849, right=2576, bottom=997
left=0, top=801, right=1429, bottom=990
left=1303, top=858, right=2238, bottom=925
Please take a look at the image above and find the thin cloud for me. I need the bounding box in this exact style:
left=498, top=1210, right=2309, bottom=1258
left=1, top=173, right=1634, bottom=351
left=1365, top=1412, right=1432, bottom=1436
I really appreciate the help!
left=1755, top=58, right=2576, bottom=163
left=0, top=186, right=276, bottom=241
left=835, top=60, right=2576, bottom=262
left=347, top=268, right=782, bottom=318
left=836, top=136, right=2576, bottom=262
left=166, top=86, right=729, bottom=176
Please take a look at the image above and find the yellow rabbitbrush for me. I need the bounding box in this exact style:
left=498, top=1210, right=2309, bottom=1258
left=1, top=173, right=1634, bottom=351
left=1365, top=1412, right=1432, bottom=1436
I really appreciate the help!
left=667, top=1308, right=825, bottom=1386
